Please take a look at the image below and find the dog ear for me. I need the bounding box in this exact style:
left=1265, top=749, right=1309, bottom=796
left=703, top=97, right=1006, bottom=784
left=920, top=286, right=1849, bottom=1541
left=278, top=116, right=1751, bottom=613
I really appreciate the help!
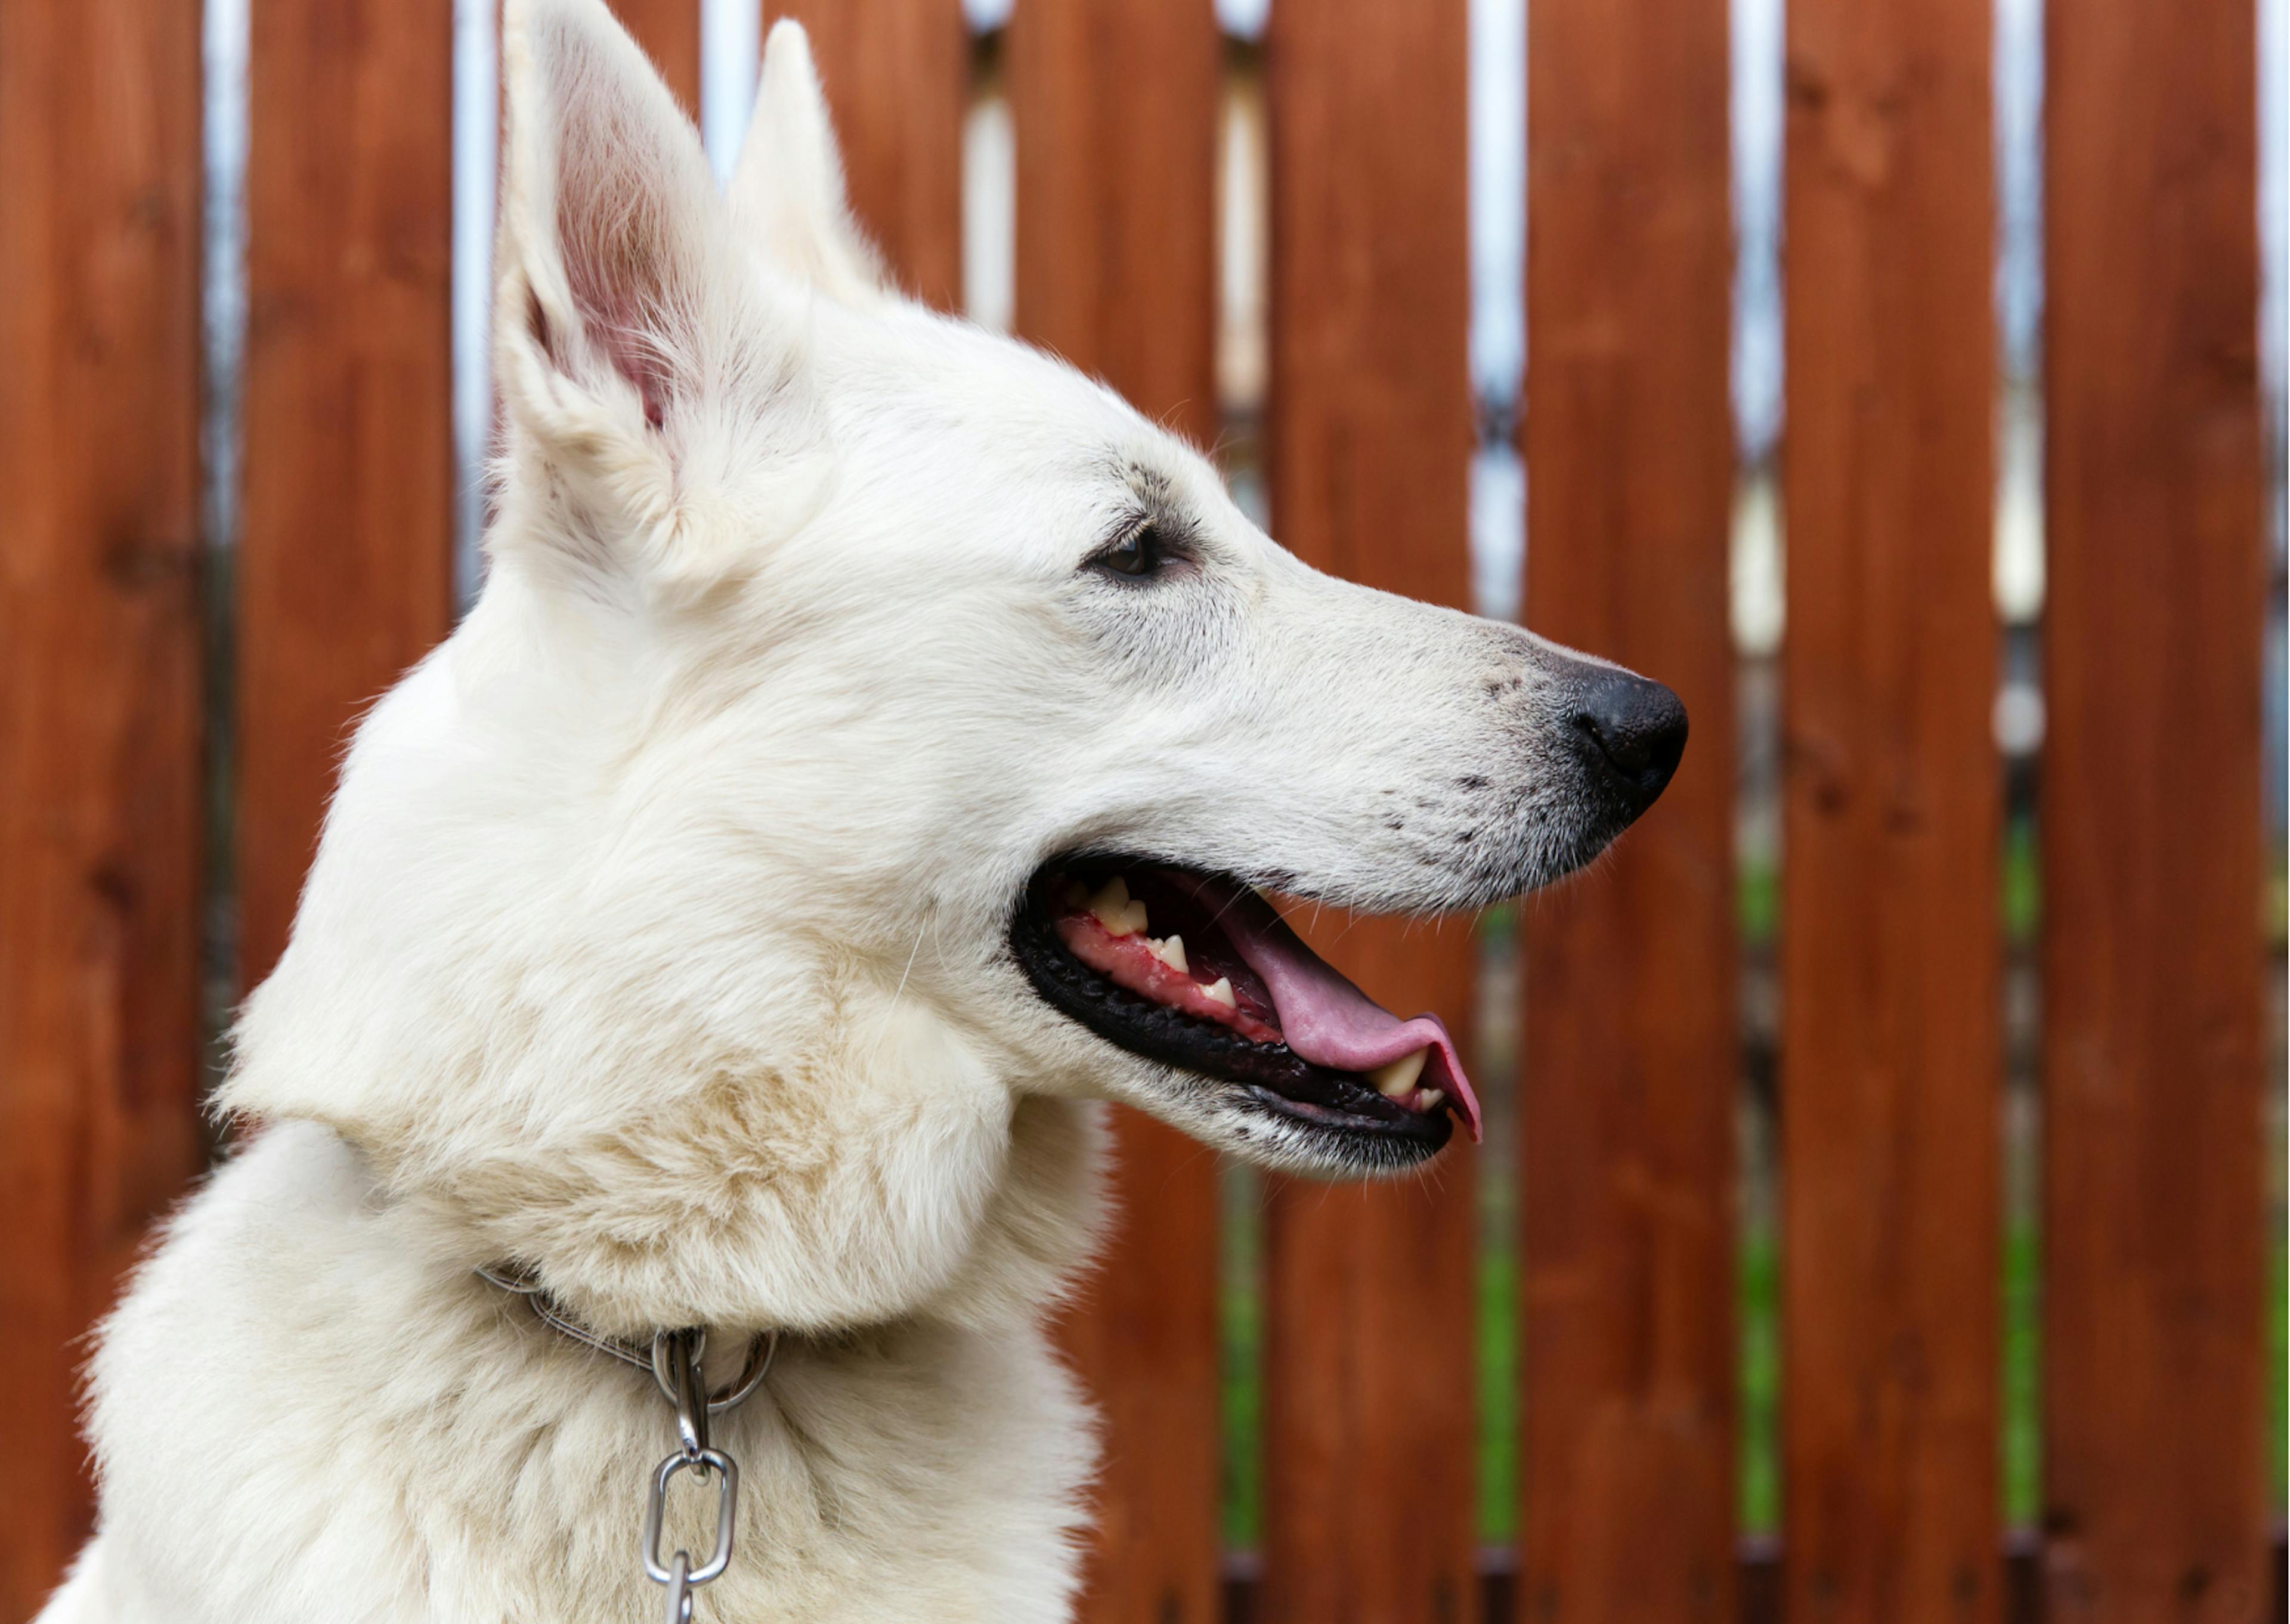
left=727, top=21, right=892, bottom=304
left=492, top=0, right=824, bottom=594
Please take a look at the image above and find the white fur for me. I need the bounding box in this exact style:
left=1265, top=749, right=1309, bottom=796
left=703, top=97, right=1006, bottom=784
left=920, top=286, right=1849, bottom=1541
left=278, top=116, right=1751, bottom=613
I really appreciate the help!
left=46, top=3, right=1625, bottom=1616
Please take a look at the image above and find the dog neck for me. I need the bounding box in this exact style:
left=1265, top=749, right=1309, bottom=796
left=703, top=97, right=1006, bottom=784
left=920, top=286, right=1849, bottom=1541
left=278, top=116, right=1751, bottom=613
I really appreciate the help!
left=81, top=1117, right=1108, bottom=1619
left=535, top=1086, right=1106, bottom=1341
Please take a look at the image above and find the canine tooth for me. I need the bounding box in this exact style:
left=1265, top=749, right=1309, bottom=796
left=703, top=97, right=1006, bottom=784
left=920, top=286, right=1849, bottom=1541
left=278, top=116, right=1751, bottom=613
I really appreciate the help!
left=1202, top=977, right=1237, bottom=1009
left=1418, top=1089, right=1446, bottom=1112
left=1369, top=1048, right=1429, bottom=1099
left=1090, top=877, right=1143, bottom=936
left=1148, top=934, right=1190, bottom=974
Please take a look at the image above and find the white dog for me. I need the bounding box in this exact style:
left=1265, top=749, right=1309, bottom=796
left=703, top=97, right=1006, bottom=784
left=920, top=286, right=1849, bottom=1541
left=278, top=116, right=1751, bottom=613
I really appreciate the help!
left=41, top=2, right=1684, bottom=1617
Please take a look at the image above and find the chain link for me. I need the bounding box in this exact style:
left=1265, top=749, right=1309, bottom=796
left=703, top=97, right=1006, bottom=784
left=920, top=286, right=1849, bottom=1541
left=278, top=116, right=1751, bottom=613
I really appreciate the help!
left=475, top=1266, right=775, bottom=1619
left=642, top=1327, right=742, bottom=1602
left=660, top=1551, right=694, bottom=1624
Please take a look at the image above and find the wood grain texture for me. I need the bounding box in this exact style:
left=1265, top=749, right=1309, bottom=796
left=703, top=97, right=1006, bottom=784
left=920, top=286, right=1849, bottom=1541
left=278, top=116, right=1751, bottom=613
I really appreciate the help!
left=240, top=0, right=456, bottom=988
left=1056, top=1118, right=1223, bottom=1624
left=763, top=0, right=967, bottom=310
left=1005, top=4, right=1224, bottom=1620
left=1519, top=0, right=1737, bottom=1613
left=0, top=0, right=206, bottom=1607
left=1780, top=0, right=2001, bottom=1617
left=1260, top=2, right=1478, bottom=1619
left=2042, top=0, right=2267, bottom=1614
left=609, top=0, right=701, bottom=117
left=1010, top=0, right=1218, bottom=447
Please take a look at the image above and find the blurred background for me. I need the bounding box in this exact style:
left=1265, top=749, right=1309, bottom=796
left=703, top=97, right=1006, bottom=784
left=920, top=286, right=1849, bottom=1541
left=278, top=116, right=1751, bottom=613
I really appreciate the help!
left=2, top=0, right=2283, bottom=1620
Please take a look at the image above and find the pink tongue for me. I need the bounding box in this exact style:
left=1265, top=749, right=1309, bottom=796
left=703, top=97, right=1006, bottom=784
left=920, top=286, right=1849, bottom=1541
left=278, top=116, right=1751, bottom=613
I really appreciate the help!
left=1160, top=873, right=1483, bottom=1143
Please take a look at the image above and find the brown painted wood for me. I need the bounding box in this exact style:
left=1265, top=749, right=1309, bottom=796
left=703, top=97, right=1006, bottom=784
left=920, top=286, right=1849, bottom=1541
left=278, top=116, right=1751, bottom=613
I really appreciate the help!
left=1780, top=0, right=2001, bottom=1617
left=763, top=0, right=966, bottom=311
left=0, top=0, right=206, bottom=1607
left=1005, top=4, right=1224, bottom=1621
left=1518, top=0, right=1736, bottom=1613
left=240, top=0, right=456, bottom=988
left=1056, top=1121, right=1222, bottom=1624
left=1259, top=2, right=1477, bottom=1620
left=1010, top=0, right=1218, bottom=445
left=609, top=0, right=701, bottom=118
left=2041, top=0, right=2268, bottom=1614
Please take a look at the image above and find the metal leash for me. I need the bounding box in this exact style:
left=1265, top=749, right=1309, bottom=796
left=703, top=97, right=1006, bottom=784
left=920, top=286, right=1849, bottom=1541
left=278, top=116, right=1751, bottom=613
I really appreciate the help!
left=644, top=1328, right=741, bottom=1623
left=477, top=1264, right=777, bottom=1620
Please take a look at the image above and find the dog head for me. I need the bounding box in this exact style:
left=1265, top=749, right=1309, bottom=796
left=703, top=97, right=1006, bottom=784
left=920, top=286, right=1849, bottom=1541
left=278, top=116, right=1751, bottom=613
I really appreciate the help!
left=221, top=0, right=1683, bottom=1331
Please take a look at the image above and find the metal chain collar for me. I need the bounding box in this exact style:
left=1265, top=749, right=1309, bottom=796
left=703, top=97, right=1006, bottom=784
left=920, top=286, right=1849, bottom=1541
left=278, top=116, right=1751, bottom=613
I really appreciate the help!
left=476, top=1264, right=778, bottom=1621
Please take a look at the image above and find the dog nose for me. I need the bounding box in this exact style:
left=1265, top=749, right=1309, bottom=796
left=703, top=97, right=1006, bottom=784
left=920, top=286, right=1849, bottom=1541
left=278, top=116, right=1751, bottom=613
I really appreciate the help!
left=1572, top=670, right=1688, bottom=809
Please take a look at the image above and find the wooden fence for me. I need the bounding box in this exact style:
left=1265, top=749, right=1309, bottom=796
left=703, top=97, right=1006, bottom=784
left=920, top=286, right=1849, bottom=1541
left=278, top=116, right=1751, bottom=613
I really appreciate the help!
left=0, top=1, right=2275, bottom=1621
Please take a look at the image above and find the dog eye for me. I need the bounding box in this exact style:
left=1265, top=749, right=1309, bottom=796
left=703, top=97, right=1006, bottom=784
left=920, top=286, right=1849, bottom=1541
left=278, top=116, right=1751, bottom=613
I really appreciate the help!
left=1091, top=524, right=1164, bottom=580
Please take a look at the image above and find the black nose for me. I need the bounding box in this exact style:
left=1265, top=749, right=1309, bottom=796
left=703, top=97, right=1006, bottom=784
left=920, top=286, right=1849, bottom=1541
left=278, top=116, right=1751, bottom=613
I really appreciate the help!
left=1572, top=670, right=1688, bottom=810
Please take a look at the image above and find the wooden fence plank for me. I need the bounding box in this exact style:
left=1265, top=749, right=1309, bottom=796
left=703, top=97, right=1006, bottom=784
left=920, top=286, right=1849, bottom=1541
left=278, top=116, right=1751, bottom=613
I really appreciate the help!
left=1519, top=0, right=1737, bottom=1611
left=609, top=0, right=701, bottom=117
left=1005, top=5, right=1224, bottom=1621
left=1260, top=3, right=1477, bottom=1620
left=1780, top=0, right=2001, bottom=1616
left=2042, top=0, right=2267, bottom=1614
left=240, top=0, right=456, bottom=987
left=0, top=0, right=206, bottom=1608
left=763, top=0, right=966, bottom=311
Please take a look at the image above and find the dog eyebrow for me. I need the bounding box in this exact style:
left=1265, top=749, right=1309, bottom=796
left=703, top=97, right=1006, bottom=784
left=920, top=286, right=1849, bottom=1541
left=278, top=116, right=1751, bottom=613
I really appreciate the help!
left=1112, top=462, right=1203, bottom=548
left=1120, top=460, right=1176, bottom=501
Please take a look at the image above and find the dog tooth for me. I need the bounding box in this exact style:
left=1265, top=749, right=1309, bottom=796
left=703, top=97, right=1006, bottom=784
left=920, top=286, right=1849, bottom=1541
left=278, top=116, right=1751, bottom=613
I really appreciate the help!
left=1148, top=934, right=1190, bottom=974
left=1418, top=1088, right=1446, bottom=1112
left=1202, top=977, right=1237, bottom=1009
left=1089, top=877, right=1141, bottom=936
left=1369, top=1048, right=1429, bottom=1099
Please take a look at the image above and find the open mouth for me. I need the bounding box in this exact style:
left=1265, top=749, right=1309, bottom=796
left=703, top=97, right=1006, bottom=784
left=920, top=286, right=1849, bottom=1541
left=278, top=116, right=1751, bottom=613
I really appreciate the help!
left=1008, top=858, right=1481, bottom=1154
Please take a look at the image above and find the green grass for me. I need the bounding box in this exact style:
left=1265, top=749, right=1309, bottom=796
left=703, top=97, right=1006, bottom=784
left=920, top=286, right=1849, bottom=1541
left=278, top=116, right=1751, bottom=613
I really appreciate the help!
left=1478, top=1243, right=1518, bottom=1541
left=2001, top=1218, right=2041, bottom=1525
left=2001, top=817, right=2041, bottom=943
left=1739, top=1221, right=1781, bottom=1533
left=1220, top=1171, right=1261, bottom=1550
left=1738, top=858, right=1779, bottom=947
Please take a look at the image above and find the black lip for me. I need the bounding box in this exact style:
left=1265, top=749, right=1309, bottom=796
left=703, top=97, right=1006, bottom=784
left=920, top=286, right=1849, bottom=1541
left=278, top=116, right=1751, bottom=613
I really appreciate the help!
left=1007, top=863, right=1452, bottom=1152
